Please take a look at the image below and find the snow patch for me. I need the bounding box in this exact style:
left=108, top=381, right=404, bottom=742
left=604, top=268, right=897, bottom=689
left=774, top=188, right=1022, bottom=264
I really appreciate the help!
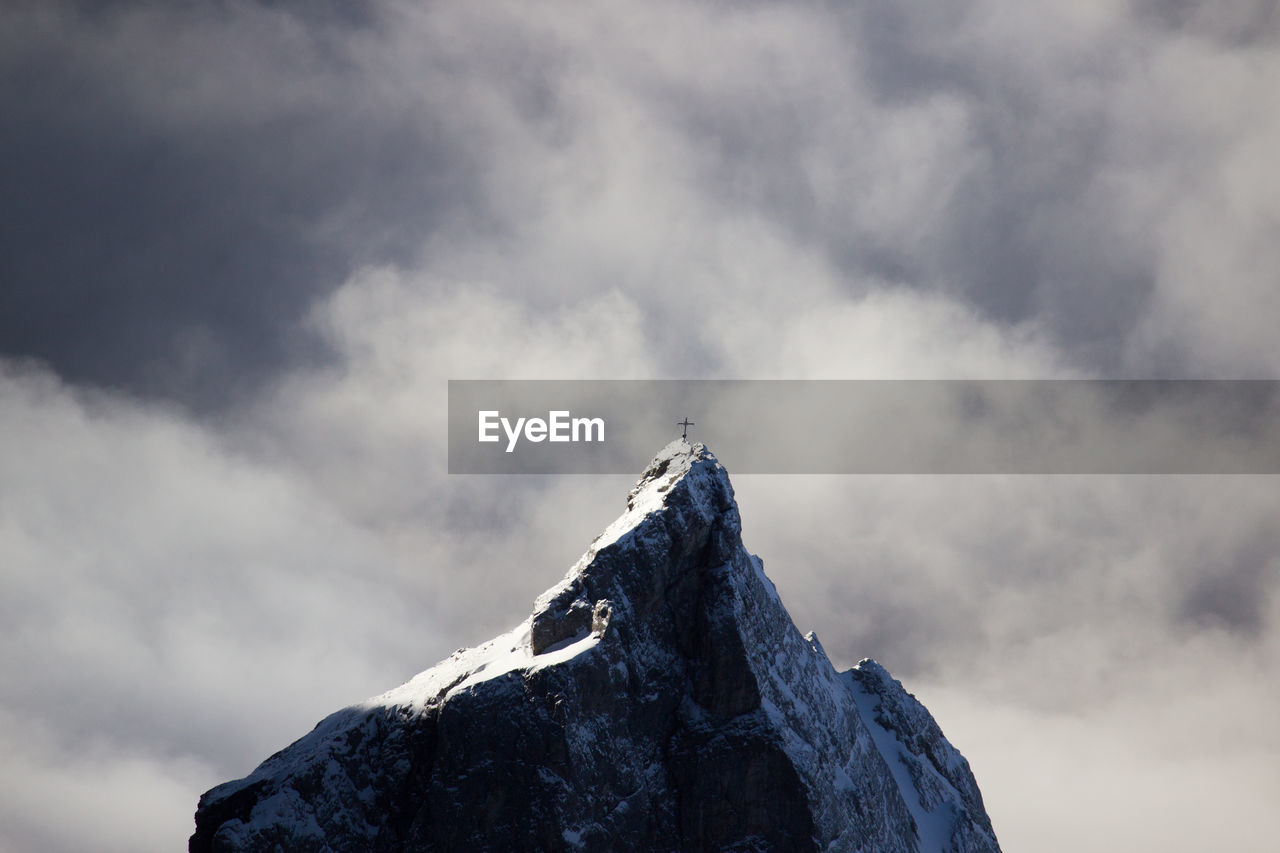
left=843, top=666, right=959, bottom=853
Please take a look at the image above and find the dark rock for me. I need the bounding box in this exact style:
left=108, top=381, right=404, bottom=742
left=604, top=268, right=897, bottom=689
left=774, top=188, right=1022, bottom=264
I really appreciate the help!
left=191, top=440, right=1001, bottom=852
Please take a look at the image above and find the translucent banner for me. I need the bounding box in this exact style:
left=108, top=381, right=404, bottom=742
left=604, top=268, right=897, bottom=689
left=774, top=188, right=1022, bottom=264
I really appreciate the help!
left=447, top=380, right=1280, bottom=474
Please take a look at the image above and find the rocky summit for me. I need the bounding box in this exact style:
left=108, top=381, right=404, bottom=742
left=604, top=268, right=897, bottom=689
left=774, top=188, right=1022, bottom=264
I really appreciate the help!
left=191, top=440, right=1001, bottom=852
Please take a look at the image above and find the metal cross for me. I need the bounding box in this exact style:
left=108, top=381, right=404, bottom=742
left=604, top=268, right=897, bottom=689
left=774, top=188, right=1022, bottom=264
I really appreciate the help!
left=677, top=417, right=694, bottom=439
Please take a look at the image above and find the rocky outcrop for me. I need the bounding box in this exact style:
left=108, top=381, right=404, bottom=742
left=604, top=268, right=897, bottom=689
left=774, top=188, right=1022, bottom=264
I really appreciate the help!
left=191, top=440, right=1000, bottom=852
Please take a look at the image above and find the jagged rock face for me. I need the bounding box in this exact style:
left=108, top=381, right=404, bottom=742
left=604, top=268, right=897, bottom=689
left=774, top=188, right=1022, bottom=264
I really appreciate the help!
left=191, top=441, right=1001, bottom=853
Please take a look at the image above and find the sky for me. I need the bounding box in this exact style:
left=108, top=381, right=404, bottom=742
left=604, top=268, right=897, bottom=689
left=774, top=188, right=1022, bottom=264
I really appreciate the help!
left=1, top=0, right=1278, bottom=850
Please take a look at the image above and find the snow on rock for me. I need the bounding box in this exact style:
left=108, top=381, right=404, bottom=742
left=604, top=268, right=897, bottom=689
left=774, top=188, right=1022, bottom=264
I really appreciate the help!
left=191, top=440, right=1001, bottom=852
left=844, top=661, right=1000, bottom=853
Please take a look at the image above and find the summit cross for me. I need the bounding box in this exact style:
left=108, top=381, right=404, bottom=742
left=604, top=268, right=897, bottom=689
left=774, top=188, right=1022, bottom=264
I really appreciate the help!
left=677, top=417, right=694, bottom=439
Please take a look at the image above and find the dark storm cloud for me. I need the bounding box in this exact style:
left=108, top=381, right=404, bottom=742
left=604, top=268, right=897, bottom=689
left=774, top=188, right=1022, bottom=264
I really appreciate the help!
left=0, top=1, right=484, bottom=407
left=621, top=0, right=1276, bottom=377
left=6, top=0, right=1275, bottom=406
left=620, top=1, right=1129, bottom=368
left=797, top=2, right=1153, bottom=365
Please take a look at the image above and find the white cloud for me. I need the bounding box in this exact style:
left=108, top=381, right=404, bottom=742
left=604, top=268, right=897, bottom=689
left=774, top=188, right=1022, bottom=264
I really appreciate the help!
left=0, top=710, right=213, bottom=853
left=2, top=1, right=1279, bottom=851
left=0, top=361, right=450, bottom=836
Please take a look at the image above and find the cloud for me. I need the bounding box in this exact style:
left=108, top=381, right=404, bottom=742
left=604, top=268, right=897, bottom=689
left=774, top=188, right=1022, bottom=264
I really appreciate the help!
left=0, top=709, right=212, bottom=853
left=6, top=0, right=1279, bottom=392
left=1, top=1, right=1279, bottom=851
left=923, top=639, right=1280, bottom=852
left=0, top=361, right=452, bottom=834
left=0, top=0, right=485, bottom=405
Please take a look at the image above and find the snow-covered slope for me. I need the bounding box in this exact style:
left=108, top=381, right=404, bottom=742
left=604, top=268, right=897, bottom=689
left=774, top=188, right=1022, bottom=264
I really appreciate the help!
left=191, top=440, right=1000, bottom=852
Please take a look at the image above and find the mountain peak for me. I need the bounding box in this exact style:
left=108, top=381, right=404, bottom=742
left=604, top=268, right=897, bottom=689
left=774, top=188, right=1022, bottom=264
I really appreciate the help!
left=530, top=439, right=740, bottom=656
left=587, top=438, right=731, bottom=548
left=631, top=437, right=716, bottom=493
left=192, top=444, right=1000, bottom=853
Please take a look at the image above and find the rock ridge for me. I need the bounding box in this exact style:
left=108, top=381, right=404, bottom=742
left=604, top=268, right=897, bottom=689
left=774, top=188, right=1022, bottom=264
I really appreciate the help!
left=191, top=439, right=1000, bottom=852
